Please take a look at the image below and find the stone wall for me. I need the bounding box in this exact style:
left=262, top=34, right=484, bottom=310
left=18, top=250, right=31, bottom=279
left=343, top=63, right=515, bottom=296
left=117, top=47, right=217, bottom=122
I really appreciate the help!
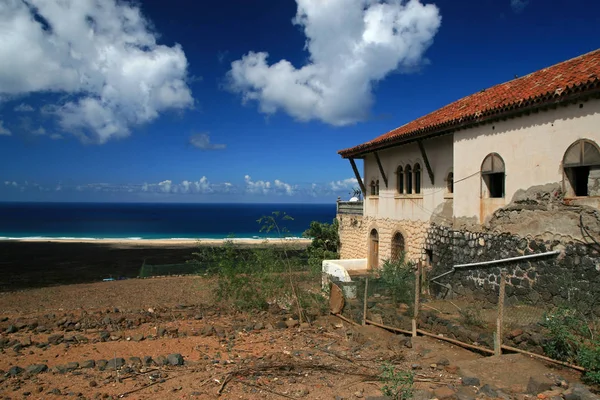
left=337, top=214, right=429, bottom=264
left=425, top=224, right=600, bottom=317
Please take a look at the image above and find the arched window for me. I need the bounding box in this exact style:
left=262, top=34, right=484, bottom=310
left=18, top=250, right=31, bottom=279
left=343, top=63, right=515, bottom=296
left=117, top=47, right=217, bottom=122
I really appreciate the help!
left=369, top=229, right=379, bottom=269
left=397, top=166, right=404, bottom=194
left=405, top=165, right=413, bottom=195
left=370, top=180, right=376, bottom=196
left=375, top=180, right=380, bottom=196
left=481, top=153, right=505, bottom=198
left=447, top=172, right=454, bottom=194
left=414, top=163, right=422, bottom=194
left=391, top=232, right=405, bottom=262
left=563, top=139, right=600, bottom=197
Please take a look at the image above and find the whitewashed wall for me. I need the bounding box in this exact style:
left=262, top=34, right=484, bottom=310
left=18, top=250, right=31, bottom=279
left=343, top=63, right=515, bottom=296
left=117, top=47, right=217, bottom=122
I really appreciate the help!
left=453, top=99, right=600, bottom=223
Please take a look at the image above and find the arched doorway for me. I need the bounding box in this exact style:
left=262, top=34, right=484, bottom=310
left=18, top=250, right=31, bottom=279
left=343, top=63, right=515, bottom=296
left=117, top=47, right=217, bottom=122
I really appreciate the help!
left=391, top=231, right=405, bottom=262
left=369, top=229, right=379, bottom=269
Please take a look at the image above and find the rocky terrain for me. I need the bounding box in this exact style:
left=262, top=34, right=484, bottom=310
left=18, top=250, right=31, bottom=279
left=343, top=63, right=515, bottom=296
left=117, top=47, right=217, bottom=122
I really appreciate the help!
left=0, top=276, right=598, bottom=399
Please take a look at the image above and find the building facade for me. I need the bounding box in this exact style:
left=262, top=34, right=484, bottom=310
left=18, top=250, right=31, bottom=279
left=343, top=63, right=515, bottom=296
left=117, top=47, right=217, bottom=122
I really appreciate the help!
left=337, top=49, right=600, bottom=313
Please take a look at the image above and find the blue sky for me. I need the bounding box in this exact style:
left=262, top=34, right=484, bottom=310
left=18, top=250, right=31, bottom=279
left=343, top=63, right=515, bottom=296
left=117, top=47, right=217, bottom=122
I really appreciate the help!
left=0, top=0, right=598, bottom=203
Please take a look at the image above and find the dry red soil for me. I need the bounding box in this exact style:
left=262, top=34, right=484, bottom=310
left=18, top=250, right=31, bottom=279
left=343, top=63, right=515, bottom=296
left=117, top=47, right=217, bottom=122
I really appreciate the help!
left=0, top=277, right=593, bottom=399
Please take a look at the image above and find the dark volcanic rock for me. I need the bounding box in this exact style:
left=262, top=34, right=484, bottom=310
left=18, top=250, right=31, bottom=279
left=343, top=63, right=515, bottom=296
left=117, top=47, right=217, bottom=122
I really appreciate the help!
left=106, top=358, right=125, bottom=370
left=80, top=360, right=95, bottom=369
left=25, top=364, right=47, bottom=375
left=7, top=366, right=24, bottom=376
left=167, top=353, right=184, bottom=366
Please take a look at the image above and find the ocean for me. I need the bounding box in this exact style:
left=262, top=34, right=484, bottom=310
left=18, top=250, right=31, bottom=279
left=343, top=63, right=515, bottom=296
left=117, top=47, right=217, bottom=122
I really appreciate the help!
left=0, top=202, right=336, bottom=240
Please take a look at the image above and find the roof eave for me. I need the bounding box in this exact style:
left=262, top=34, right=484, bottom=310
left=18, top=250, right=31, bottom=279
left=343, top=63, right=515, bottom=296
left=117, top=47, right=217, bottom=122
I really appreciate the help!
left=338, top=84, right=600, bottom=159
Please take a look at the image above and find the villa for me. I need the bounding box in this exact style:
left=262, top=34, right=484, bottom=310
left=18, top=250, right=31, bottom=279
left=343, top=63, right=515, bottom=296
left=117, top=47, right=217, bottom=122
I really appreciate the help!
left=334, top=49, right=600, bottom=311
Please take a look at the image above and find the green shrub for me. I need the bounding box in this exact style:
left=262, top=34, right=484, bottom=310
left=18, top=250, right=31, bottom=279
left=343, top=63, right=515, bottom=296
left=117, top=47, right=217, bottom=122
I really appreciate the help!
left=540, top=307, right=583, bottom=362
left=379, top=254, right=415, bottom=306
left=190, top=212, right=321, bottom=318
left=379, top=363, right=413, bottom=400
left=540, top=307, right=600, bottom=384
left=303, top=219, right=340, bottom=273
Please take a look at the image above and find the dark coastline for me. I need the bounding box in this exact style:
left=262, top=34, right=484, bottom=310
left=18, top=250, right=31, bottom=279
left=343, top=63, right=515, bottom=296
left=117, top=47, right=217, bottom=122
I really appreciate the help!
left=0, top=240, right=310, bottom=292
left=0, top=241, right=199, bottom=292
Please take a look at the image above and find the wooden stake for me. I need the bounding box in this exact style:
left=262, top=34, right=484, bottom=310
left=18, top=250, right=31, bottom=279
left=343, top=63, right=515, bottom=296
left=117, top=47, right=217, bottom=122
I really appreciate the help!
left=412, top=263, right=421, bottom=337
left=500, top=345, right=586, bottom=372
left=362, top=277, right=369, bottom=326
left=417, top=329, right=495, bottom=355
left=495, top=271, right=506, bottom=356
left=365, top=319, right=413, bottom=336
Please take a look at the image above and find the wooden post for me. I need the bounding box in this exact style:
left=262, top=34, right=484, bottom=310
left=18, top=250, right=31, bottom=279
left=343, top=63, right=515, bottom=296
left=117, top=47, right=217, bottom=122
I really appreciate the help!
left=362, top=277, right=369, bottom=326
left=495, top=271, right=506, bottom=356
left=412, top=263, right=421, bottom=337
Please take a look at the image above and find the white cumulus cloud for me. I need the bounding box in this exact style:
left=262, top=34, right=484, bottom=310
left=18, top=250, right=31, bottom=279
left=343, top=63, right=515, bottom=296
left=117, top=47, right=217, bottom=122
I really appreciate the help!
left=0, top=121, right=11, bottom=136
left=189, top=133, right=226, bottom=151
left=0, top=0, right=194, bottom=143
left=14, top=103, right=34, bottom=112
left=228, top=0, right=441, bottom=125
left=330, top=178, right=359, bottom=191
left=244, top=175, right=295, bottom=196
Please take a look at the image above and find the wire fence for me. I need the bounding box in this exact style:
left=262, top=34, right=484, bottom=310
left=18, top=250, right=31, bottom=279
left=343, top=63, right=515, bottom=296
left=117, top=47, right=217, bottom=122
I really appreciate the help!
left=330, top=262, right=600, bottom=369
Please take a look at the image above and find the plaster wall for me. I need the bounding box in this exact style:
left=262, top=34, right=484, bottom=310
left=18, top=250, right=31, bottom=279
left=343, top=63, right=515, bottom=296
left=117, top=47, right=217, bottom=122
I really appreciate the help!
left=453, top=99, right=600, bottom=224
left=363, top=134, right=454, bottom=225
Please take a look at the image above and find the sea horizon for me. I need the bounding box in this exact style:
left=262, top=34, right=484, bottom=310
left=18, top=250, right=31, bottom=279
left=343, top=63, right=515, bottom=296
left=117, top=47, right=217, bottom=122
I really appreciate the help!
left=0, top=202, right=336, bottom=240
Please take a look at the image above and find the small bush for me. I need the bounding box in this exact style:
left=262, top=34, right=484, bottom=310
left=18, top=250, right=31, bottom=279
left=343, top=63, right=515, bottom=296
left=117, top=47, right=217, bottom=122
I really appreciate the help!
left=379, top=363, right=413, bottom=400
left=379, top=254, right=415, bottom=306
left=540, top=307, right=600, bottom=384
left=303, top=219, right=340, bottom=273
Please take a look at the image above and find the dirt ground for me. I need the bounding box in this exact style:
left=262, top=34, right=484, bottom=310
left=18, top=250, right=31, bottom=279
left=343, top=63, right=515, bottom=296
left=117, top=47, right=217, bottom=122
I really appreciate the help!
left=0, top=276, right=594, bottom=400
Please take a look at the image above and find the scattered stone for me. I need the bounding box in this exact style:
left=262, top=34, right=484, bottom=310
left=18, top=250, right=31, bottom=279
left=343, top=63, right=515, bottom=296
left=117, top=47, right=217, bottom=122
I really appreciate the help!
left=157, top=327, right=167, bottom=337
left=437, top=358, right=450, bottom=366
left=143, top=356, right=154, bottom=367
left=7, top=366, right=24, bottom=376
left=5, top=325, right=17, bottom=334
left=128, top=357, right=142, bottom=367
left=89, top=381, right=97, bottom=388
left=52, top=365, right=67, bottom=374
left=527, top=376, right=555, bottom=395
left=81, top=360, right=95, bottom=369
left=49, top=388, right=61, bottom=395
left=155, top=355, right=168, bottom=366
left=354, top=390, right=363, bottom=398
left=47, top=333, right=63, bottom=345
left=194, top=313, right=203, bottom=320
left=65, top=362, right=79, bottom=371
left=25, top=364, right=47, bottom=375
left=106, top=358, right=125, bottom=370
left=478, top=384, right=498, bottom=398
left=253, top=322, right=264, bottom=330
left=167, top=353, right=184, bottom=366
left=21, top=337, right=32, bottom=347
left=99, top=331, right=110, bottom=342
left=563, top=383, right=599, bottom=400
left=131, top=334, right=144, bottom=342
left=275, top=321, right=288, bottom=329
left=461, top=377, right=480, bottom=387
left=411, top=364, right=422, bottom=370
left=96, top=359, right=108, bottom=371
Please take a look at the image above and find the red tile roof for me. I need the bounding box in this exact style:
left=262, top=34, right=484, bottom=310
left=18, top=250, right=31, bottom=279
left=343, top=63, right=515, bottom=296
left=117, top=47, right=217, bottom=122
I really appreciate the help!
left=339, top=49, right=600, bottom=158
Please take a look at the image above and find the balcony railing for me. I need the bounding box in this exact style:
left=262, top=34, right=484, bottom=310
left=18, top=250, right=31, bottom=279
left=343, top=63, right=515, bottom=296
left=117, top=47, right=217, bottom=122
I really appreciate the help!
left=336, top=200, right=364, bottom=215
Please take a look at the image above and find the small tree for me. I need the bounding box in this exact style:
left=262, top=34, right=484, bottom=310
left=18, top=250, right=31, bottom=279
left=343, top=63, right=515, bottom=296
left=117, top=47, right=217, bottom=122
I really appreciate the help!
left=302, top=219, right=340, bottom=272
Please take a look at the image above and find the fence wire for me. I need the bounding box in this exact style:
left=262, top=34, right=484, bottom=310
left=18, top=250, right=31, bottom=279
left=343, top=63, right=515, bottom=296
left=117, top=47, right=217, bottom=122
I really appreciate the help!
left=331, top=262, right=599, bottom=369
